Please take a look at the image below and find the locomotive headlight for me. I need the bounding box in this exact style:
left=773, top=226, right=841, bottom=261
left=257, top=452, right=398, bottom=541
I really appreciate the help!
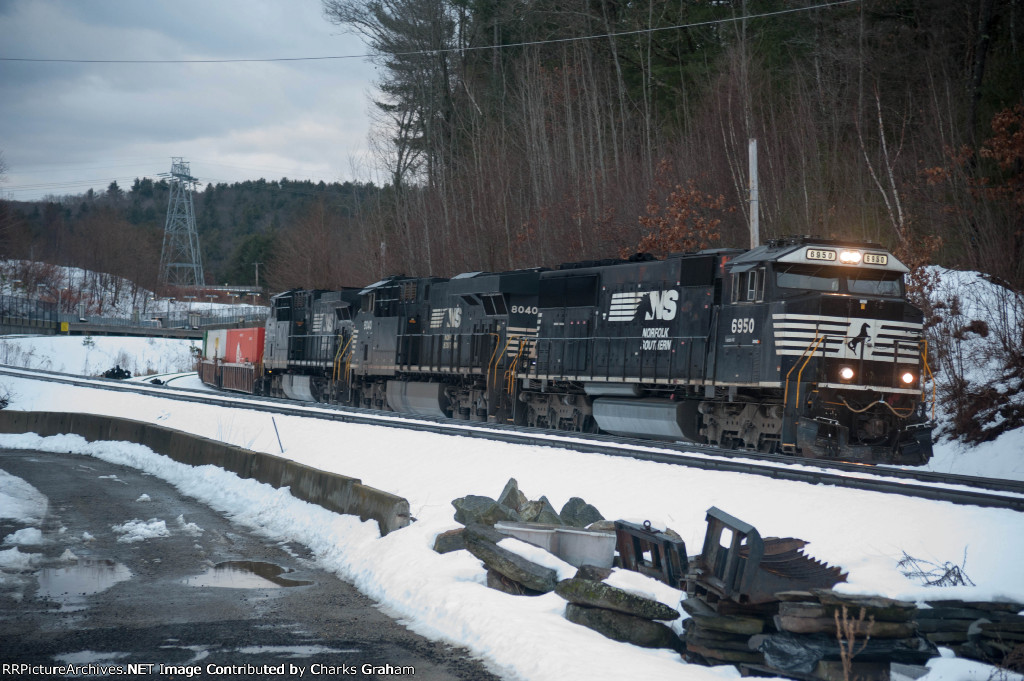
left=839, top=249, right=863, bottom=264
left=839, top=366, right=855, bottom=381
left=901, top=371, right=915, bottom=385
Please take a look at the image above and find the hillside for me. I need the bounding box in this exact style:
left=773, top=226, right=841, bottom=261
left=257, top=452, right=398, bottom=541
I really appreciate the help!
left=0, top=178, right=376, bottom=293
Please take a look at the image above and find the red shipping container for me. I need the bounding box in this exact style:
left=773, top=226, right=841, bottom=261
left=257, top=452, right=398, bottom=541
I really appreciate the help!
left=224, top=327, right=265, bottom=365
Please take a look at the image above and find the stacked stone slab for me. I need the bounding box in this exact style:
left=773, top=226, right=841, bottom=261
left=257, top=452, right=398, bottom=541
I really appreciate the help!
left=462, top=523, right=558, bottom=595
left=748, top=590, right=937, bottom=679
left=556, top=566, right=684, bottom=652
left=680, top=596, right=768, bottom=667
left=916, top=599, right=1024, bottom=665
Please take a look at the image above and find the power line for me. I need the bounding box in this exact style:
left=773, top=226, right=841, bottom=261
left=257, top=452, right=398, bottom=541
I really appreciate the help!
left=1, top=0, right=858, bottom=64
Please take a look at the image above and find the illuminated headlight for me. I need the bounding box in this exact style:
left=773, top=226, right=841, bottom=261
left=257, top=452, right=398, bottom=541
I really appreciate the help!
left=901, top=371, right=915, bottom=385
left=839, top=366, right=855, bottom=381
left=839, top=249, right=863, bottom=264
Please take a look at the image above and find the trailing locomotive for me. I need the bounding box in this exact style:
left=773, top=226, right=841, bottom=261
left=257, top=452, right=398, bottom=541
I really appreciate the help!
left=198, top=236, right=934, bottom=465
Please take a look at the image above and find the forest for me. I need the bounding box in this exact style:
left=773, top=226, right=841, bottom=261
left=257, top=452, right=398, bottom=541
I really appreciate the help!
left=1, top=0, right=1021, bottom=296
left=0, top=0, right=1022, bottom=441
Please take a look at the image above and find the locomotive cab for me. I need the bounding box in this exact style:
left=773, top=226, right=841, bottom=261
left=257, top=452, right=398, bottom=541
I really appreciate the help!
left=714, top=237, right=934, bottom=463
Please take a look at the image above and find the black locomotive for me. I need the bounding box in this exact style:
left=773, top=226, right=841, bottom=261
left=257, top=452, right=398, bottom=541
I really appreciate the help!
left=203, top=236, right=934, bottom=465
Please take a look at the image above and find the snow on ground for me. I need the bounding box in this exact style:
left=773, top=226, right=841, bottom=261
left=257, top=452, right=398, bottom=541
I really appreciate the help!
left=1, top=345, right=1023, bottom=679
left=0, top=335, right=198, bottom=377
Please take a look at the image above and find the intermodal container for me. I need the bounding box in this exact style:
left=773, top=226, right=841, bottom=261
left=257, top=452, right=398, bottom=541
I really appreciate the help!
left=198, top=359, right=221, bottom=388
left=221, top=364, right=257, bottom=393
left=206, top=329, right=228, bottom=360
left=225, top=327, right=265, bottom=365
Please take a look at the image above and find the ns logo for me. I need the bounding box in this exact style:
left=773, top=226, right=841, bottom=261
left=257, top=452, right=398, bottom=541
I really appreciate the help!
left=636, top=290, right=678, bottom=322
left=609, top=290, right=679, bottom=322
left=430, top=307, right=462, bottom=329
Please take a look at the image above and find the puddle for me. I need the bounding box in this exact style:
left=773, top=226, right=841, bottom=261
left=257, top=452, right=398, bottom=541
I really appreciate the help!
left=182, top=561, right=312, bottom=589
left=36, top=559, right=132, bottom=610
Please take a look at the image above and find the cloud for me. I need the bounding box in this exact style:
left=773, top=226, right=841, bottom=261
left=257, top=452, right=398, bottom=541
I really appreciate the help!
left=0, top=0, right=376, bottom=199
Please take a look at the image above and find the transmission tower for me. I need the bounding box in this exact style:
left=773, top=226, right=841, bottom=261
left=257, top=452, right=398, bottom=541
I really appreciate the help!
left=159, top=158, right=205, bottom=288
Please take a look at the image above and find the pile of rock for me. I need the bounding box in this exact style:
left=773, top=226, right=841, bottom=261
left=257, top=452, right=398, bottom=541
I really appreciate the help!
left=433, top=478, right=607, bottom=595
left=434, top=477, right=605, bottom=556
left=557, top=566, right=683, bottom=652
left=916, top=599, right=1024, bottom=666
left=452, top=477, right=604, bottom=529
left=749, top=590, right=937, bottom=679
left=680, top=597, right=767, bottom=667
left=434, top=479, right=686, bottom=651
left=462, top=523, right=559, bottom=595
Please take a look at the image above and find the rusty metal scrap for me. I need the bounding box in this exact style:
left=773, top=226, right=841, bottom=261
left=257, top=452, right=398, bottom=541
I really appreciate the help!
left=613, top=520, right=688, bottom=588
left=686, top=507, right=846, bottom=608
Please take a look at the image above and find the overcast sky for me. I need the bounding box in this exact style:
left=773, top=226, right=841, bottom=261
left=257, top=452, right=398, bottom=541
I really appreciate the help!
left=0, top=0, right=379, bottom=201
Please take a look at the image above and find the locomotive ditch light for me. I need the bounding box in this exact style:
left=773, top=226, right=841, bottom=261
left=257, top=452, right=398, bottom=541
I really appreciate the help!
left=839, top=366, right=855, bottom=381
left=901, top=371, right=915, bottom=385
left=839, top=249, right=863, bottom=264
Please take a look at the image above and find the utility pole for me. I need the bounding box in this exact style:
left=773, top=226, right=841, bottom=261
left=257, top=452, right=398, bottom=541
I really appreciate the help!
left=253, top=262, right=262, bottom=290
left=749, top=138, right=759, bottom=249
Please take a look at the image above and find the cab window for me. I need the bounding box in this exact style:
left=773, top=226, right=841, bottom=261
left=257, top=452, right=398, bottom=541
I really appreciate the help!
left=732, top=268, right=765, bottom=303
left=848, top=270, right=904, bottom=296
left=776, top=265, right=840, bottom=292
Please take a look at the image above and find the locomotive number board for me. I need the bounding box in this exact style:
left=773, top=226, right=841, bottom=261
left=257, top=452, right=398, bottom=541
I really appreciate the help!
left=863, top=253, right=889, bottom=265
left=805, top=248, right=837, bottom=261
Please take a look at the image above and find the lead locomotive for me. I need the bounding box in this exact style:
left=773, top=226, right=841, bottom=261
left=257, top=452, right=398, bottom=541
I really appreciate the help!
left=202, top=236, right=934, bottom=465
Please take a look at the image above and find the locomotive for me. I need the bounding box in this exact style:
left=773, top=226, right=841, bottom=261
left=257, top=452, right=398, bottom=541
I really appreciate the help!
left=198, top=236, right=934, bottom=465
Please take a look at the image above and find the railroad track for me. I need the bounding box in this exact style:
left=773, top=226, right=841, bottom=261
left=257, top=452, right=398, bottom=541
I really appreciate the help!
left=3, top=364, right=1023, bottom=512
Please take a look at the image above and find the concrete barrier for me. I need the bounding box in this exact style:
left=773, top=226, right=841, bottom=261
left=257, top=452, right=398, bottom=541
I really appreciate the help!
left=0, top=410, right=411, bottom=535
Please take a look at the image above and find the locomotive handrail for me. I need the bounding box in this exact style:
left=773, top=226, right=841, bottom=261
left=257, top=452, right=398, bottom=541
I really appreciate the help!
left=920, top=339, right=936, bottom=421
left=783, top=332, right=823, bottom=413
left=333, top=335, right=353, bottom=382
left=506, top=336, right=527, bottom=395
left=484, top=332, right=502, bottom=395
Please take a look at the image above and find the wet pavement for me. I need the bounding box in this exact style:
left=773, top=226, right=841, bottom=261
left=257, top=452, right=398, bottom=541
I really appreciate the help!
left=0, top=449, right=502, bottom=680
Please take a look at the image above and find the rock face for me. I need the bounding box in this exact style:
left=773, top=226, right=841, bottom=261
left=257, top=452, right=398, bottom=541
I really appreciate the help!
left=452, top=495, right=521, bottom=526
left=496, top=478, right=528, bottom=511
left=565, top=603, right=683, bottom=652
left=432, top=528, right=465, bottom=554
left=520, top=496, right=563, bottom=525
left=559, top=497, right=604, bottom=528
left=556, top=578, right=679, bottom=621
left=916, top=598, right=1024, bottom=665
left=463, top=523, right=558, bottom=594
left=487, top=569, right=547, bottom=596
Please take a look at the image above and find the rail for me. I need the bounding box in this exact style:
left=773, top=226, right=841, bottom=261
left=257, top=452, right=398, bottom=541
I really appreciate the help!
left=2, top=364, right=1022, bottom=512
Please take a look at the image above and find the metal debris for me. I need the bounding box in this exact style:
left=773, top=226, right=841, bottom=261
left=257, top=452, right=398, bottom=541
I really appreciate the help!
left=685, top=507, right=846, bottom=608
left=613, top=520, right=688, bottom=588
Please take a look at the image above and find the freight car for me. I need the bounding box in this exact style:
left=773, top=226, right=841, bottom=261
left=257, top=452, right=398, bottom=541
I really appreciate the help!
left=199, top=236, right=934, bottom=465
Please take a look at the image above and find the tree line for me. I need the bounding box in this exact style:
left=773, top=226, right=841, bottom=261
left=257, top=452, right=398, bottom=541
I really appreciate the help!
left=3, top=0, right=1021, bottom=296
left=317, top=0, right=1022, bottom=292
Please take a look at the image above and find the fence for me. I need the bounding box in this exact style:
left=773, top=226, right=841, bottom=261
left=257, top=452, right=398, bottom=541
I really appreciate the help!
left=0, top=293, right=266, bottom=334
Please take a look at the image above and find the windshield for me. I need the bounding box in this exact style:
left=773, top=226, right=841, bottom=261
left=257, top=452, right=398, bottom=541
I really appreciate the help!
left=848, top=269, right=904, bottom=296
left=775, top=265, right=904, bottom=296
left=775, top=265, right=839, bottom=292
